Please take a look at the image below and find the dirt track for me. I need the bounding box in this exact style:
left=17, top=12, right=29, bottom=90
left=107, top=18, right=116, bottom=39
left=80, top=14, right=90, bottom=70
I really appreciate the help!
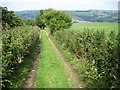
left=23, top=31, right=84, bottom=88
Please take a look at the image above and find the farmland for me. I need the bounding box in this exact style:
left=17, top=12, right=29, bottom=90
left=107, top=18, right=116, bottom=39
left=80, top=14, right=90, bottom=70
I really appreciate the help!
left=1, top=6, right=120, bottom=88
left=71, top=22, right=118, bottom=35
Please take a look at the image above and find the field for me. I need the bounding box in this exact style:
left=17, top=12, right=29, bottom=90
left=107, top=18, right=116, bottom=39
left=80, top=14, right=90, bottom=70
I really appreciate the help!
left=71, top=22, right=118, bottom=35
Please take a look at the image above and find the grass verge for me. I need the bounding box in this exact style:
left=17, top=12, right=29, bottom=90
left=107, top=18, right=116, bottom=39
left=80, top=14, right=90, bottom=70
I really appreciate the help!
left=35, top=31, right=71, bottom=88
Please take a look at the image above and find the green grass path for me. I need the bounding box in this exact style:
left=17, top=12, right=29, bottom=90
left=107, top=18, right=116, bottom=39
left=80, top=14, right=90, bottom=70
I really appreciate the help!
left=35, top=31, right=71, bottom=88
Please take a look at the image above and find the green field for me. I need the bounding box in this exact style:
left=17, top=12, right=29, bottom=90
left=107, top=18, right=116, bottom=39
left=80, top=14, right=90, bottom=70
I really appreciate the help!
left=71, top=22, right=118, bottom=35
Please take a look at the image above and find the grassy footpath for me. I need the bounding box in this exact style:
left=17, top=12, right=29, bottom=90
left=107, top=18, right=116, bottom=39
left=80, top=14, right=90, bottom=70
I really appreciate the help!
left=35, top=30, right=71, bottom=88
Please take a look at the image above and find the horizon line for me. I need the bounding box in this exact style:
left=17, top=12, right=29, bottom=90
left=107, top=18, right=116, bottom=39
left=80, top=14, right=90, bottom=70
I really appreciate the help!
left=14, top=9, right=118, bottom=12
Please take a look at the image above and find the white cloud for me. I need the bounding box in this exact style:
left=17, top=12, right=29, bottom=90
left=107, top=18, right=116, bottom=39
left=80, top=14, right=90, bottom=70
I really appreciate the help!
left=1, top=0, right=119, bottom=11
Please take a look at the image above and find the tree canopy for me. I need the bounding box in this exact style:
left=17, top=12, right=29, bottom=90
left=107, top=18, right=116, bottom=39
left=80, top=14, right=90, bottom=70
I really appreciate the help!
left=36, top=9, right=72, bottom=34
left=1, top=6, right=23, bottom=29
left=35, top=10, right=45, bottom=29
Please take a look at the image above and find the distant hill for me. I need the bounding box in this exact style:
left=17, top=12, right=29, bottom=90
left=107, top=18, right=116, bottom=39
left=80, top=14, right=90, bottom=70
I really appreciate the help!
left=15, top=10, right=118, bottom=22
left=14, top=10, right=40, bottom=20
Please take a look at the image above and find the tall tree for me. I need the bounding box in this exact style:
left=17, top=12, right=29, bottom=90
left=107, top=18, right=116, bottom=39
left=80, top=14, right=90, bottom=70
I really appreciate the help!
left=43, top=9, right=72, bottom=34
left=1, top=6, right=23, bottom=29
left=35, top=10, right=45, bottom=29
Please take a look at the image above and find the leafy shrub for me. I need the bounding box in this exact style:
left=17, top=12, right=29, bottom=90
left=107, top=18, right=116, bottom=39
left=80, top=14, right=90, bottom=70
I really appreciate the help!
left=53, top=29, right=119, bottom=88
left=2, top=26, right=40, bottom=87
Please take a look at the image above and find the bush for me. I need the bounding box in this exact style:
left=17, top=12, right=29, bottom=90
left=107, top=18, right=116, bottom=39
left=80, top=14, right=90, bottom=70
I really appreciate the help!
left=53, top=29, right=120, bottom=88
left=2, top=26, right=40, bottom=87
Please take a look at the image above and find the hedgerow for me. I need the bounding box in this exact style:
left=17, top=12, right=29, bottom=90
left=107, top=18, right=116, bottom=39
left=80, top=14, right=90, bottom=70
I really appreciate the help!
left=53, top=29, right=120, bottom=88
left=2, top=26, right=40, bottom=87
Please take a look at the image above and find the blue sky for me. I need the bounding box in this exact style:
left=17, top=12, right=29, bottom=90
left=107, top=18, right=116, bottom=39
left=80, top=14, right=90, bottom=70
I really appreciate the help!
left=0, top=0, right=119, bottom=11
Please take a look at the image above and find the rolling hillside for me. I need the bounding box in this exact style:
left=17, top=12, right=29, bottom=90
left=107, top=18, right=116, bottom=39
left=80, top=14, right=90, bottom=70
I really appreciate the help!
left=15, top=10, right=118, bottom=22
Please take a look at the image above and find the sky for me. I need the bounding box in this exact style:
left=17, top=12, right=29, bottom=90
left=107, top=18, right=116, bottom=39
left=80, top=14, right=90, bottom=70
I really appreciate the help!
left=0, top=0, right=119, bottom=11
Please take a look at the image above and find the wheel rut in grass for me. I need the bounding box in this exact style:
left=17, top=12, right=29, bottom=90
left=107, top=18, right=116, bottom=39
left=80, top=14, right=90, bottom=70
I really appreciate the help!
left=35, top=31, right=71, bottom=88
left=24, top=30, right=83, bottom=88
left=46, top=31, right=84, bottom=88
